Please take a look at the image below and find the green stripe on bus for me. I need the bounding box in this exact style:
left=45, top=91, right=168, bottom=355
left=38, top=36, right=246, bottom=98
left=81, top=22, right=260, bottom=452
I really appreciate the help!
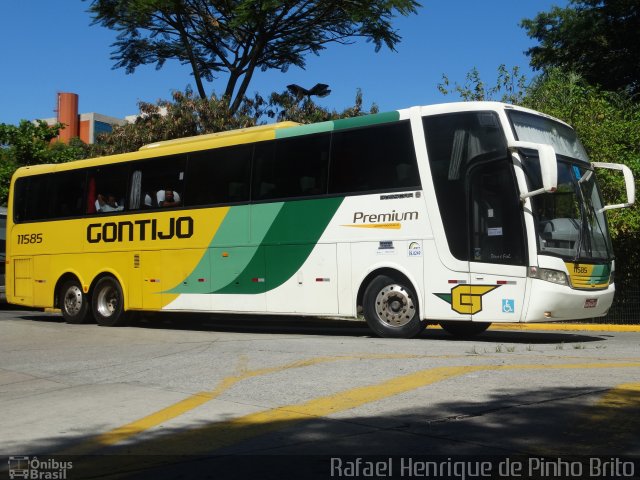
left=167, top=197, right=344, bottom=295
left=166, top=204, right=283, bottom=294
left=332, top=111, right=400, bottom=131
left=275, top=111, right=400, bottom=139
left=214, top=197, right=344, bottom=294
left=275, top=121, right=334, bottom=138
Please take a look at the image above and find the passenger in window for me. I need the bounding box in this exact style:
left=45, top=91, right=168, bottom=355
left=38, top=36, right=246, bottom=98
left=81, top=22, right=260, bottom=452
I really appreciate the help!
left=157, top=189, right=181, bottom=207
left=95, top=194, right=124, bottom=213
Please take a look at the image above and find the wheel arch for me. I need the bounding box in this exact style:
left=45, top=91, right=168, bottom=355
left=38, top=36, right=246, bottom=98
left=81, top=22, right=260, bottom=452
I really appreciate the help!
left=54, top=271, right=85, bottom=309
left=54, top=270, right=129, bottom=310
left=89, top=270, right=129, bottom=311
left=356, top=266, right=423, bottom=319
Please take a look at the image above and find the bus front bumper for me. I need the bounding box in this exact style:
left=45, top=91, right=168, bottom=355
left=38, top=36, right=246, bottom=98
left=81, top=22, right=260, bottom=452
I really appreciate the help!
left=524, top=279, right=614, bottom=322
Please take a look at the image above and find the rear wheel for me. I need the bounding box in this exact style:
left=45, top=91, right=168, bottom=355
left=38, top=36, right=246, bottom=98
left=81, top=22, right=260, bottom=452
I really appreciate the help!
left=440, top=321, right=491, bottom=338
left=92, top=276, right=128, bottom=327
left=60, top=279, right=91, bottom=324
left=363, top=274, right=424, bottom=338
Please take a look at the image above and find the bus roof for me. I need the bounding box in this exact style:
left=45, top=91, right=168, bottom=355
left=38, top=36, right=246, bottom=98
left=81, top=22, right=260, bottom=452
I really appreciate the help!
left=138, top=121, right=300, bottom=151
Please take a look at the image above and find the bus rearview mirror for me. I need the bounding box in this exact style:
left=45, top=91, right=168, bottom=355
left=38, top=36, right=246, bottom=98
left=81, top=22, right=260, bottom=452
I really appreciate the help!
left=592, top=162, right=636, bottom=212
left=509, top=141, right=558, bottom=200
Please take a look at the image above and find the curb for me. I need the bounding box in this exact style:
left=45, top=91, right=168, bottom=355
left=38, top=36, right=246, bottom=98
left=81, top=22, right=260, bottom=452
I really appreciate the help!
left=486, top=323, right=640, bottom=332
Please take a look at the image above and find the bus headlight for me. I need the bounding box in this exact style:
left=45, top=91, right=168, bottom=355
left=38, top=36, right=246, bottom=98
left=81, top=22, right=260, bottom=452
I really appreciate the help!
left=528, top=266, right=568, bottom=286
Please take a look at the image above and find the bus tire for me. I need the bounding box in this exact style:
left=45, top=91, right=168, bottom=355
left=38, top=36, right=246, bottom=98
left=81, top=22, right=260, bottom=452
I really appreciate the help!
left=60, top=279, right=91, bottom=324
left=363, top=274, right=424, bottom=338
left=92, top=276, right=128, bottom=327
left=440, top=321, right=491, bottom=337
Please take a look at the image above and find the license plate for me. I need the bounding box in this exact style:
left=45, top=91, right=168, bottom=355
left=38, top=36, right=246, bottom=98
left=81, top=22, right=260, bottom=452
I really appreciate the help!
left=584, top=298, right=598, bottom=308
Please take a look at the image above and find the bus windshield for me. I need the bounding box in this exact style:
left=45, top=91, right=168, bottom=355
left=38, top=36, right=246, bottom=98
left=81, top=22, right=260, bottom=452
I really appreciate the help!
left=508, top=111, right=613, bottom=261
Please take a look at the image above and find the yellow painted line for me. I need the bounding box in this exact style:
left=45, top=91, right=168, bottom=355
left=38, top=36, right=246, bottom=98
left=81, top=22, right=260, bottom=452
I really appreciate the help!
left=122, top=365, right=488, bottom=454
left=538, top=382, right=640, bottom=456
left=64, top=353, right=444, bottom=455
left=123, top=362, right=640, bottom=455
left=594, top=382, right=640, bottom=409
left=486, top=323, right=640, bottom=332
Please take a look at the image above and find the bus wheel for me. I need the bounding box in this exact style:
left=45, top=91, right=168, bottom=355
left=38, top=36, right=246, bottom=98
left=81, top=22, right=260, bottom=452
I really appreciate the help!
left=363, top=275, right=424, bottom=338
left=92, top=276, right=127, bottom=327
left=60, top=279, right=91, bottom=324
left=440, top=321, right=491, bottom=338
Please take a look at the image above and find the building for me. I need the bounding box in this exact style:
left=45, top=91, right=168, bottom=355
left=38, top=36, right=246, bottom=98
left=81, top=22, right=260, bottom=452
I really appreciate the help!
left=42, top=92, right=127, bottom=144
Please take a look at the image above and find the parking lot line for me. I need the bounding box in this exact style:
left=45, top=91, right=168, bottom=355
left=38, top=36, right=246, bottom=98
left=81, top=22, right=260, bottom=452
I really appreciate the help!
left=65, top=353, right=438, bottom=454
left=94, top=361, right=640, bottom=455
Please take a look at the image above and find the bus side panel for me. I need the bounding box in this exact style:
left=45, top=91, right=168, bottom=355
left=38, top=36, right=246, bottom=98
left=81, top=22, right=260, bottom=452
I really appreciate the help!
left=350, top=240, right=425, bottom=316
left=265, top=243, right=338, bottom=314
left=12, top=257, right=33, bottom=306
left=139, top=250, right=165, bottom=310
left=421, top=239, right=472, bottom=321
left=32, top=255, right=50, bottom=307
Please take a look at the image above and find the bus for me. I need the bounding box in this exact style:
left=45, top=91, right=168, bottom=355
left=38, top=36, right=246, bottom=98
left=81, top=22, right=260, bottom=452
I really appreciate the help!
left=6, top=102, right=635, bottom=338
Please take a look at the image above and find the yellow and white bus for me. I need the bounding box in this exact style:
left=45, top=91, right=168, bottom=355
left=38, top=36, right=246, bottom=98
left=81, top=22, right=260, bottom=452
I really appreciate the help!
left=6, top=102, right=635, bottom=338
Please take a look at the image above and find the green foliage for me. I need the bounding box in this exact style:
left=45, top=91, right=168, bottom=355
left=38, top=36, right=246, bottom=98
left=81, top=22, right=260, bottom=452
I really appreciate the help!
left=521, top=0, right=640, bottom=96
left=0, top=121, right=89, bottom=205
left=0, top=120, right=63, bottom=166
left=523, top=69, right=640, bottom=236
left=91, top=87, right=379, bottom=155
left=266, top=88, right=379, bottom=123
left=86, top=0, right=419, bottom=113
left=438, top=65, right=527, bottom=104
left=439, top=65, right=640, bottom=312
left=89, top=87, right=263, bottom=156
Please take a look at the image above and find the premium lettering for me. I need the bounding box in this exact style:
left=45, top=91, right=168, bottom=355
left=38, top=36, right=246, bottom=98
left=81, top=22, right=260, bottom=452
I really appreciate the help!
left=352, top=210, right=419, bottom=224
left=87, top=217, right=193, bottom=243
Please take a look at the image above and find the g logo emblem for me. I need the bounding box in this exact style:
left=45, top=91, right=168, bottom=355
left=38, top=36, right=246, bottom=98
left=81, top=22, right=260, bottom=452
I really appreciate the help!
left=435, top=285, right=499, bottom=314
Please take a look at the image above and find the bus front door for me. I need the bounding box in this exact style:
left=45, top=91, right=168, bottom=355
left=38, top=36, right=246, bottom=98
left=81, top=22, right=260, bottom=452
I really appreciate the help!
left=468, top=160, right=527, bottom=322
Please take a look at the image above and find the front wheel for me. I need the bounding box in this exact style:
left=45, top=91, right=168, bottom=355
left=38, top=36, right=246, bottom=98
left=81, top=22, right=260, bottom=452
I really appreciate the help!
left=440, top=321, right=491, bottom=338
left=60, top=279, right=91, bottom=324
left=363, top=275, right=425, bottom=338
left=92, top=276, right=128, bottom=327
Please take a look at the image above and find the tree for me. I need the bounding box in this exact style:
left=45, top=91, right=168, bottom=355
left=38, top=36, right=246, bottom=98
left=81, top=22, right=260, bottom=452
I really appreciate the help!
left=91, top=86, right=379, bottom=155
left=437, top=65, right=527, bottom=104
left=86, top=0, right=419, bottom=114
left=0, top=121, right=89, bottom=204
left=521, top=0, right=640, bottom=96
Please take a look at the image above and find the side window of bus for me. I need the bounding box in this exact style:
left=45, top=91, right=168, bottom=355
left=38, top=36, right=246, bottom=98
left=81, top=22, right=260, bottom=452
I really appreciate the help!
left=129, top=155, right=185, bottom=210
left=185, top=145, right=252, bottom=206
left=87, top=165, right=129, bottom=214
left=252, top=133, right=330, bottom=201
left=329, top=121, right=420, bottom=194
left=14, top=171, right=86, bottom=221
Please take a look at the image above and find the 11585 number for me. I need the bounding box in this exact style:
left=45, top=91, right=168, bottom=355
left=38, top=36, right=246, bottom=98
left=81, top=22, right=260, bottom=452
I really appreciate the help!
left=17, top=233, right=43, bottom=244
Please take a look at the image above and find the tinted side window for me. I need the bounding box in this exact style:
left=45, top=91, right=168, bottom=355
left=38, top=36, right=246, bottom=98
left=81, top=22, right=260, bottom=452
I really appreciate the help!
left=87, top=164, right=129, bottom=214
left=129, top=155, right=186, bottom=210
left=14, top=171, right=86, bottom=222
left=253, top=133, right=330, bottom=201
left=185, top=145, right=252, bottom=206
left=329, top=121, right=420, bottom=194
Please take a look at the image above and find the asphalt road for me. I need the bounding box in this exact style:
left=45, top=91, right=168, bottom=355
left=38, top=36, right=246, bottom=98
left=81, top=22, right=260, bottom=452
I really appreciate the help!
left=1, top=308, right=639, bottom=479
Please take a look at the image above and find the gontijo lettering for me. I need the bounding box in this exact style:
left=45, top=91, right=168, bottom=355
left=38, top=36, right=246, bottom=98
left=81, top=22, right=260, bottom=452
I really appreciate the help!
left=87, top=217, right=194, bottom=243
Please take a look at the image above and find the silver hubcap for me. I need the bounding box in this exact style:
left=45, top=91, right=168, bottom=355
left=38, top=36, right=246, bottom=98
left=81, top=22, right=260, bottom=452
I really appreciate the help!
left=96, top=285, right=119, bottom=318
left=375, top=284, right=415, bottom=327
left=64, top=286, right=83, bottom=315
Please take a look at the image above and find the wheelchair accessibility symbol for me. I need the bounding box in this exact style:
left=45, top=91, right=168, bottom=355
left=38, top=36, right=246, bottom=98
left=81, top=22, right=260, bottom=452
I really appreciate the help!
left=502, top=299, right=515, bottom=313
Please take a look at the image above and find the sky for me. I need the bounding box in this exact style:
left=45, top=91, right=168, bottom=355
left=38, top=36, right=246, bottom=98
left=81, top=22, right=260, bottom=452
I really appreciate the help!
left=0, top=1, right=569, bottom=126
